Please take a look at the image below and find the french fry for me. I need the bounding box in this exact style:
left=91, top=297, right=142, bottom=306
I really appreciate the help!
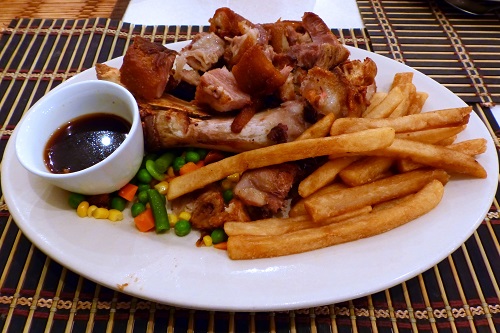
left=407, top=92, right=429, bottom=115
left=395, top=125, right=466, bottom=144
left=298, top=156, right=359, bottom=197
left=304, top=169, right=449, bottom=222
left=447, top=138, right=487, bottom=156
left=361, top=138, right=487, bottom=178
left=167, top=127, right=396, bottom=200
left=227, top=180, right=444, bottom=259
left=435, top=135, right=457, bottom=146
left=338, top=156, right=395, bottom=187
left=295, top=113, right=336, bottom=140
left=289, top=182, right=347, bottom=217
left=396, top=138, right=488, bottom=173
left=224, top=206, right=372, bottom=237
left=363, top=92, right=388, bottom=116
left=390, top=72, right=414, bottom=89
left=330, top=106, right=472, bottom=136
left=371, top=193, right=415, bottom=212
left=389, top=83, right=416, bottom=118
left=364, top=86, right=405, bottom=118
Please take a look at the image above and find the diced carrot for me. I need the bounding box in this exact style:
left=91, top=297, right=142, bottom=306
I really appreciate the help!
left=179, top=161, right=200, bottom=175
left=118, top=183, right=138, bottom=201
left=203, top=150, right=226, bottom=165
left=213, top=241, right=228, bottom=250
left=134, top=207, right=155, bottom=232
left=196, top=160, right=205, bottom=168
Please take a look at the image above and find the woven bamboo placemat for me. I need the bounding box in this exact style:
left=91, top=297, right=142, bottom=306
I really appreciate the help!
left=0, top=1, right=500, bottom=332
left=0, top=0, right=129, bottom=28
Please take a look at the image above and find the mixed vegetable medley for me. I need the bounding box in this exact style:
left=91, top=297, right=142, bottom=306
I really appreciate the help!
left=68, top=147, right=233, bottom=248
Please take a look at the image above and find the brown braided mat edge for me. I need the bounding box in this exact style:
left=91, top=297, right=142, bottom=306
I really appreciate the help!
left=0, top=17, right=499, bottom=332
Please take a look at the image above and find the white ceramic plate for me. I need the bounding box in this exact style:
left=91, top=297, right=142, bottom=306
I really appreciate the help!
left=2, top=42, right=498, bottom=312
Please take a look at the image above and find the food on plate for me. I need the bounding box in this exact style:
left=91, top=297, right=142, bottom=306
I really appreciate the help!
left=226, top=180, right=445, bottom=259
left=86, top=8, right=488, bottom=259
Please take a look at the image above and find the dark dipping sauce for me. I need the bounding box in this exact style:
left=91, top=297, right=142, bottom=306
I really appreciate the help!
left=45, top=113, right=131, bottom=174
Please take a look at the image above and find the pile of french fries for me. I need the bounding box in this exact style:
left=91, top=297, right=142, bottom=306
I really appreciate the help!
left=166, top=72, right=488, bottom=260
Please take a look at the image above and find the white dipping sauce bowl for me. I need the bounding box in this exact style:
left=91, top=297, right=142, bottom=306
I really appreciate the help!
left=15, top=80, right=144, bottom=195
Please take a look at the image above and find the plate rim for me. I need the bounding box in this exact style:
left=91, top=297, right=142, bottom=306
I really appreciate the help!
left=2, top=42, right=498, bottom=311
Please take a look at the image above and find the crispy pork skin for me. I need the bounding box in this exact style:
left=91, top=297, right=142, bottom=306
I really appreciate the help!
left=143, top=100, right=307, bottom=152
left=209, top=7, right=253, bottom=38
left=233, top=163, right=299, bottom=213
left=232, top=45, right=287, bottom=96
left=119, top=36, right=177, bottom=100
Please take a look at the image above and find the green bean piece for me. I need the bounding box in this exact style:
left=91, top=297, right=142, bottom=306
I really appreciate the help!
left=131, top=202, right=146, bottom=217
left=174, top=219, right=191, bottom=236
left=68, top=192, right=85, bottom=209
left=110, top=196, right=127, bottom=211
left=148, top=189, right=170, bottom=233
left=136, top=168, right=153, bottom=184
left=155, top=152, right=175, bottom=174
left=140, top=153, right=158, bottom=168
left=145, top=159, right=165, bottom=181
left=211, top=228, right=227, bottom=244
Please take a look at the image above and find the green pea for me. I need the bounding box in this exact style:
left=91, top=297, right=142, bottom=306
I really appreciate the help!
left=110, top=196, right=127, bottom=211
left=194, top=148, right=208, bottom=160
left=172, top=156, right=186, bottom=172
left=137, top=190, right=149, bottom=204
left=137, top=183, right=151, bottom=193
left=68, top=192, right=85, bottom=209
left=131, top=202, right=146, bottom=217
left=136, top=168, right=153, bottom=184
left=222, top=189, right=234, bottom=202
left=185, top=151, right=201, bottom=163
left=211, top=228, right=227, bottom=244
left=174, top=219, right=191, bottom=236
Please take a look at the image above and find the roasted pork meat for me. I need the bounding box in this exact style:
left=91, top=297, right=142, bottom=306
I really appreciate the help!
left=233, top=163, right=299, bottom=214
left=142, top=100, right=307, bottom=152
left=194, top=67, right=252, bottom=112
left=171, top=187, right=251, bottom=230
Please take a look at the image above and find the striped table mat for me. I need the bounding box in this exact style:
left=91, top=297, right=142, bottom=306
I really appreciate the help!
left=1, top=3, right=500, bottom=332
left=0, top=0, right=129, bottom=27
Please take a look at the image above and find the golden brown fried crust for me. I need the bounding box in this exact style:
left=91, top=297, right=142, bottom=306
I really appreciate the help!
left=119, top=36, right=178, bottom=100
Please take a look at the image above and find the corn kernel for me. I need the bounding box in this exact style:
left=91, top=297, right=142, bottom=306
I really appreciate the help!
left=203, top=235, right=213, bottom=247
left=178, top=211, right=191, bottom=221
left=92, top=207, right=110, bottom=219
left=76, top=201, right=89, bottom=218
left=227, top=173, right=240, bottom=183
left=220, top=179, right=233, bottom=191
left=168, top=213, right=178, bottom=227
left=167, top=166, right=176, bottom=178
left=87, top=205, right=98, bottom=217
left=154, top=181, right=169, bottom=195
left=108, top=209, right=124, bottom=222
